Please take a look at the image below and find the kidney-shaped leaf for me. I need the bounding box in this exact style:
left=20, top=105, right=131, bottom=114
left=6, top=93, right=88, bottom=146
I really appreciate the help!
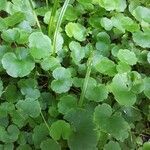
left=2, top=48, right=35, bottom=78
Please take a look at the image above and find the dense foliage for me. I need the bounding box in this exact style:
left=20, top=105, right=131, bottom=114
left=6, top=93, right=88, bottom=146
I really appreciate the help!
left=0, top=0, right=150, bottom=149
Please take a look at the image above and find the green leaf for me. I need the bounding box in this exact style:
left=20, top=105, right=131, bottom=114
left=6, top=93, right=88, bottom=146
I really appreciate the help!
left=32, top=124, right=49, bottom=148
left=0, top=102, right=15, bottom=118
left=0, top=124, right=20, bottom=143
left=10, top=0, right=36, bottom=26
left=29, top=32, right=52, bottom=59
left=130, top=71, right=145, bottom=94
left=117, top=49, right=137, bottom=65
left=17, top=144, right=32, bottom=150
left=94, top=104, right=129, bottom=141
left=110, top=73, right=137, bottom=106
left=69, top=41, right=85, bottom=64
left=65, top=22, right=86, bottom=41
left=143, top=77, right=150, bottom=99
left=133, top=30, right=150, bottom=48
left=104, top=141, right=121, bottom=150
left=51, top=79, right=72, bottom=94
left=18, top=79, right=40, bottom=99
left=132, top=6, right=150, bottom=23
left=96, top=32, right=111, bottom=56
left=10, top=110, right=27, bottom=128
left=65, top=5, right=79, bottom=21
left=44, top=11, right=51, bottom=24
left=48, top=106, right=59, bottom=118
left=51, top=67, right=73, bottom=93
left=77, top=0, right=92, bottom=3
left=72, top=77, right=84, bottom=88
left=116, top=62, right=131, bottom=73
left=50, top=120, right=72, bottom=140
left=52, top=67, right=71, bottom=80
left=16, top=98, right=41, bottom=118
left=3, top=143, right=14, bottom=150
left=95, top=0, right=127, bottom=12
left=85, top=84, right=108, bottom=102
left=95, top=57, right=116, bottom=76
left=4, top=84, right=20, bottom=103
left=0, top=18, right=7, bottom=31
left=2, top=48, right=35, bottom=77
left=16, top=29, right=30, bottom=44
left=41, top=57, right=61, bottom=71
left=111, top=13, right=139, bottom=33
left=4, top=12, right=25, bottom=27
left=0, top=0, right=7, bottom=11
left=65, top=108, right=98, bottom=150
left=100, top=17, right=113, bottom=31
left=58, top=95, right=78, bottom=115
left=40, top=139, right=61, bottom=150
left=143, top=142, right=150, bottom=150
left=122, top=106, right=142, bottom=122
left=1, top=28, right=20, bottom=43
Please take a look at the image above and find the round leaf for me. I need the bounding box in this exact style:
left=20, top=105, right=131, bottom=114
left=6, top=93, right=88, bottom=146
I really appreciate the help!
left=2, top=49, right=35, bottom=78
left=29, top=32, right=52, bottom=59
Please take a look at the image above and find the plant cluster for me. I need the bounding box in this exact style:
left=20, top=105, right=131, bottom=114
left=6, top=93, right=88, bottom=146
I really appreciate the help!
left=0, top=0, right=150, bottom=149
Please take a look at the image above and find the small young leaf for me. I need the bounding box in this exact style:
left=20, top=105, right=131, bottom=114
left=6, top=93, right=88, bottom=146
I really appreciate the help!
left=95, top=57, right=116, bottom=76
left=69, top=41, right=85, bottom=64
left=58, top=95, right=78, bottom=115
left=51, top=79, right=72, bottom=94
left=117, top=49, right=137, bottom=65
left=65, top=22, right=86, bottom=41
left=16, top=98, right=41, bottom=118
left=18, top=78, right=40, bottom=99
left=132, top=6, right=150, bottom=23
left=133, top=30, right=150, bottom=48
left=41, top=57, right=61, bottom=71
left=96, top=0, right=126, bottom=12
left=1, top=28, right=20, bottom=43
left=50, top=120, right=72, bottom=140
left=29, top=32, right=52, bottom=59
left=110, top=73, right=136, bottom=106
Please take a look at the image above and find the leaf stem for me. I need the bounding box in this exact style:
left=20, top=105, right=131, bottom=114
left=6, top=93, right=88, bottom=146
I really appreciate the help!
left=45, top=0, right=49, bottom=8
left=78, top=52, right=93, bottom=107
left=48, top=0, right=59, bottom=37
left=29, top=0, right=42, bottom=31
left=52, top=0, right=70, bottom=55
left=40, top=111, right=51, bottom=133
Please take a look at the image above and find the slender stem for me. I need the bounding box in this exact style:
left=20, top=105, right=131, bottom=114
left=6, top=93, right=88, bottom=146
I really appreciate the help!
left=48, top=0, right=59, bottom=37
left=40, top=112, right=51, bottom=133
left=29, top=0, right=42, bottom=31
left=46, top=0, right=49, bottom=8
left=53, top=0, right=70, bottom=55
left=78, top=52, right=93, bottom=107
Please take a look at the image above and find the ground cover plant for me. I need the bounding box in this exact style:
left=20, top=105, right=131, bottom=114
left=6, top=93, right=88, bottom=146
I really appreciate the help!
left=0, top=0, right=150, bottom=149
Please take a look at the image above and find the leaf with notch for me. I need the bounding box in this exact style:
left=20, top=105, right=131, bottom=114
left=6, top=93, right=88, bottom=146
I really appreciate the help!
left=50, top=120, right=72, bottom=140
left=2, top=48, right=35, bottom=77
